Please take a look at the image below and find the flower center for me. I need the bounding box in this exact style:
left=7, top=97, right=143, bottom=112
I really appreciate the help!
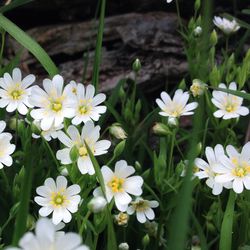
left=108, top=176, right=125, bottom=193
left=79, top=146, right=88, bottom=157
left=72, top=88, right=77, bottom=94
left=79, top=105, right=91, bottom=115
left=225, top=103, right=236, bottom=113
left=231, top=158, right=250, bottom=177
left=50, top=191, right=68, bottom=207
left=51, top=101, right=62, bottom=112
left=132, top=200, right=148, bottom=211
left=10, top=89, right=23, bottom=100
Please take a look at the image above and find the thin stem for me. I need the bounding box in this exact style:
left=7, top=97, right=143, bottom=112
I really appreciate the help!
left=175, top=0, right=184, bottom=34
left=0, top=31, right=5, bottom=69
left=42, top=136, right=60, bottom=170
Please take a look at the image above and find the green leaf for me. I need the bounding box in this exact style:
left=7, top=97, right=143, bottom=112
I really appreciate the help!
left=0, top=0, right=33, bottom=13
left=92, top=0, right=106, bottom=91
left=0, top=14, right=58, bottom=76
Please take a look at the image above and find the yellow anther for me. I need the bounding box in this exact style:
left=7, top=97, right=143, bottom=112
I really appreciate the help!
left=51, top=101, right=62, bottom=112
left=108, top=176, right=124, bottom=193
left=79, top=146, right=87, bottom=157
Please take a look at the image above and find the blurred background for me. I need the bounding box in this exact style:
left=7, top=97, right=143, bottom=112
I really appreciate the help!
left=2, top=0, right=250, bottom=94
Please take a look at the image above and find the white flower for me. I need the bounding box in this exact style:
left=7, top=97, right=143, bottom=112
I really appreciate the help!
left=214, top=142, right=250, bottom=194
left=56, top=121, right=111, bottom=175
left=156, top=89, right=198, bottom=118
left=34, top=176, right=81, bottom=225
left=0, top=121, right=15, bottom=169
left=212, top=82, right=249, bottom=120
left=97, top=160, right=143, bottom=211
left=29, top=75, right=76, bottom=130
left=71, top=83, right=106, bottom=125
left=166, top=0, right=173, bottom=3
left=6, top=218, right=89, bottom=250
left=32, top=120, right=64, bottom=141
left=127, top=197, right=159, bottom=223
left=213, top=16, right=240, bottom=35
left=88, top=196, right=107, bottom=213
left=194, top=145, right=232, bottom=195
left=0, top=68, right=35, bottom=115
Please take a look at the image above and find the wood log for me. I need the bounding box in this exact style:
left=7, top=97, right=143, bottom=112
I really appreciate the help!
left=6, top=12, right=187, bottom=92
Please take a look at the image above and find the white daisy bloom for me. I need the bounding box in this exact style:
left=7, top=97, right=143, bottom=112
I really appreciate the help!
left=29, top=75, right=76, bottom=130
left=127, top=197, right=159, bottom=223
left=97, top=160, right=144, bottom=212
left=214, top=142, right=250, bottom=194
left=0, top=68, right=35, bottom=115
left=71, top=83, right=106, bottom=125
left=0, top=121, right=15, bottom=169
left=32, top=120, right=64, bottom=141
left=166, top=0, right=173, bottom=3
left=156, top=89, right=198, bottom=118
left=194, top=145, right=232, bottom=195
left=213, top=16, right=240, bottom=35
left=56, top=121, right=111, bottom=175
left=34, top=176, right=81, bottom=225
left=212, top=82, right=249, bottom=120
left=6, top=218, right=89, bottom=250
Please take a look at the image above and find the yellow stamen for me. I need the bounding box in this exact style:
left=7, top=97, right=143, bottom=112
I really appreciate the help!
left=51, top=101, right=62, bottom=112
left=79, top=146, right=88, bottom=157
left=10, top=89, right=23, bottom=100
left=108, top=176, right=124, bottom=193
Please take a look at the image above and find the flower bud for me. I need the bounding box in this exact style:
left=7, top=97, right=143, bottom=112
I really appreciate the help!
left=190, top=79, right=207, bottom=97
left=109, top=123, right=127, bottom=140
left=193, top=26, right=202, bottom=37
left=114, top=212, right=129, bottom=226
left=152, top=123, right=171, bottom=136
left=168, top=117, right=179, bottom=128
left=132, top=58, right=141, bottom=73
left=194, top=0, right=201, bottom=12
left=88, top=196, right=107, bottom=213
left=60, top=166, right=69, bottom=176
left=119, top=242, right=129, bottom=250
left=210, top=29, right=218, bottom=46
left=9, top=117, right=25, bottom=132
left=142, top=234, right=150, bottom=247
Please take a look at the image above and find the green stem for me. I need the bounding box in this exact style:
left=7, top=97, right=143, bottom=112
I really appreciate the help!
left=0, top=169, right=12, bottom=196
left=175, top=0, right=184, bottom=34
left=0, top=30, right=5, bottom=69
left=167, top=130, right=176, bottom=177
left=79, top=210, right=92, bottom=235
left=42, top=136, right=60, bottom=170
left=219, top=190, right=236, bottom=250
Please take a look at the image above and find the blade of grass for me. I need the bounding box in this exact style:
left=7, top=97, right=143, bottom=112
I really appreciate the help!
left=0, top=0, right=33, bottom=13
left=210, top=86, right=250, bottom=101
left=0, top=14, right=58, bottom=76
left=92, top=0, right=106, bottom=91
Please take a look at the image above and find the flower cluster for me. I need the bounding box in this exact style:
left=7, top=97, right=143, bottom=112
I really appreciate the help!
left=194, top=142, right=250, bottom=194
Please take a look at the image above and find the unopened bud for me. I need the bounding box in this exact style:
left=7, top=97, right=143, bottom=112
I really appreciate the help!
left=109, top=123, right=127, bottom=140
left=88, top=196, right=107, bottom=213
left=119, top=242, right=129, bottom=250
left=9, top=117, right=24, bottom=132
left=168, top=117, right=179, bottom=128
left=59, top=166, right=69, bottom=176
left=132, top=58, right=141, bottom=73
left=142, top=234, right=150, bottom=247
left=152, top=123, right=171, bottom=136
left=194, top=26, right=202, bottom=37
left=114, top=212, right=129, bottom=226
left=190, top=79, right=207, bottom=97
left=210, top=29, right=218, bottom=46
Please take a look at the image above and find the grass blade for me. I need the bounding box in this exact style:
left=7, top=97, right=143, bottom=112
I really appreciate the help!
left=0, top=14, right=58, bottom=76
left=92, top=0, right=106, bottom=91
left=0, top=0, right=33, bottom=13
